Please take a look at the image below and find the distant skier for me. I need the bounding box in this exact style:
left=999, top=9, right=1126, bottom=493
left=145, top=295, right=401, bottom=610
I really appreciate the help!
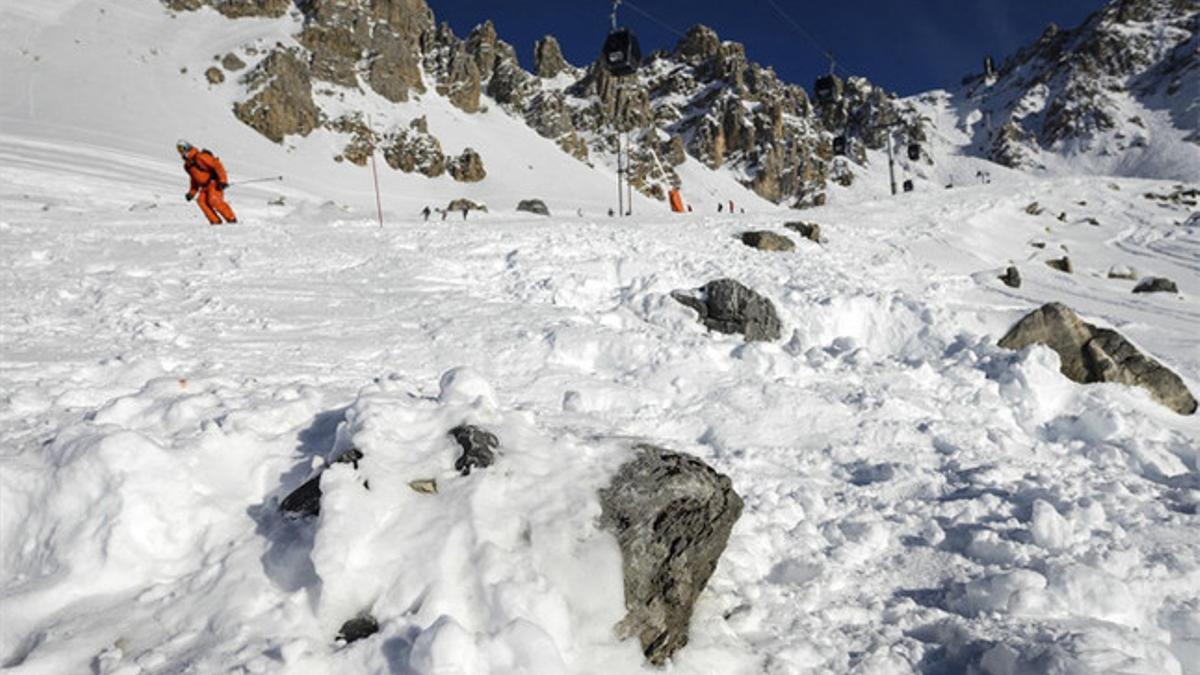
left=718, top=203, right=724, bottom=213
left=177, top=140, right=236, bottom=225
left=422, top=206, right=431, bottom=221
left=441, top=208, right=447, bottom=221
left=462, top=206, right=469, bottom=220
left=728, top=200, right=735, bottom=213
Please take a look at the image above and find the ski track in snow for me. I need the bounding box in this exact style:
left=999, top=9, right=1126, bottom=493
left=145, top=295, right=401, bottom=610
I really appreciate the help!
left=2, top=132, right=1199, bottom=674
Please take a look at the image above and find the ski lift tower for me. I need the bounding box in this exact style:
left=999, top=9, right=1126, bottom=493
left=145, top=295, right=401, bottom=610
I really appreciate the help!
left=600, top=0, right=642, bottom=217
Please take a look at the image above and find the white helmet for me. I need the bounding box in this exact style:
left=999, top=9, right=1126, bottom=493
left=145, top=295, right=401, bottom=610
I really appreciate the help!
left=176, top=139, right=193, bottom=154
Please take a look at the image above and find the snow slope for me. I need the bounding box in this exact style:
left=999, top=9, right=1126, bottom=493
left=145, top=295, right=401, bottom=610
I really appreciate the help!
left=3, top=1, right=1200, bottom=674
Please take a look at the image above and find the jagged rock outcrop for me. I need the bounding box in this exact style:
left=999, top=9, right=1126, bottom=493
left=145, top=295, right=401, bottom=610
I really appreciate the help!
left=533, top=36, right=569, bottom=78
left=233, top=49, right=321, bottom=143
left=367, top=25, right=424, bottom=102
left=999, top=302, right=1197, bottom=414
left=599, top=445, right=743, bottom=665
left=672, top=279, right=782, bottom=342
left=330, top=114, right=374, bottom=165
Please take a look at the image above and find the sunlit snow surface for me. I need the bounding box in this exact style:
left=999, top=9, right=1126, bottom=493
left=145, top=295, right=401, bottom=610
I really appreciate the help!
left=2, top=1, right=1200, bottom=674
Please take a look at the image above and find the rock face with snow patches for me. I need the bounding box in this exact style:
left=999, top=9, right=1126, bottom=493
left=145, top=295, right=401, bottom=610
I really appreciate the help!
left=232, top=49, right=321, bottom=143
left=999, top=302, right=1197, bottom=414
left=672, top=279, right=782, bottom=342
left=599, top=445, right=743, bottom=665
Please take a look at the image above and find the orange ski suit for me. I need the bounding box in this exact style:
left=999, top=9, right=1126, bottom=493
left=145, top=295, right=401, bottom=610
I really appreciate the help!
left=183, top=147, right=237, bottom=224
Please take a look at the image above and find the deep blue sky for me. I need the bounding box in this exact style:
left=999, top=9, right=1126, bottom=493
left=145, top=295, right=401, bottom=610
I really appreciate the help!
left=430, top=0, right=1107, bottom=95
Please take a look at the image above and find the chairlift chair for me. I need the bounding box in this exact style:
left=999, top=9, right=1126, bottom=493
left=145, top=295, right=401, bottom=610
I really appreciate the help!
left=602, top=28, right=642, bottom=77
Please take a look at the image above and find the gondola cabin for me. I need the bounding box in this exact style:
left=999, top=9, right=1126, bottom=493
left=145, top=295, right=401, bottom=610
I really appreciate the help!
left=903, top=179, right=914, bottom=193
left=907, top=143, right=921, bottom=161
left=832, top=135, right=847, bottom=156
left=814, top=75, right=838, bottom=104
left=602, top=28, right=642, bottom=77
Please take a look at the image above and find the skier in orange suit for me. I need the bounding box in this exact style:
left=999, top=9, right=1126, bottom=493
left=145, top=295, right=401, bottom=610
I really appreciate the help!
left=177, top=140, right=237, bottom=225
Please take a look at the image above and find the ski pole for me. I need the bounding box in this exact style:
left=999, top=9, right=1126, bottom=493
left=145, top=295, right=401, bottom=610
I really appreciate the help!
left=228, top=176, right=283, bottom=187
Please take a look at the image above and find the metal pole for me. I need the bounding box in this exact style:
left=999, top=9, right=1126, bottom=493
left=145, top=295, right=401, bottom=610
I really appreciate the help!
left=626, top=129, right=633, bottom=216
left=370, top=146, right=384, bottom=228
left=617, top=130, right=623, bottom=217
left=887, top=129, right=897, bottom=196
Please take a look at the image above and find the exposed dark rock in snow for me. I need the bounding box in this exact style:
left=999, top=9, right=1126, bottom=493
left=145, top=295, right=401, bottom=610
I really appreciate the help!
left=1045, top=256, right=1073, bottom=273
left=220, top=52, right=246, bottom=71
left=1133, top=276, right=1178, bottom=293
left=516, top=199, right=550, bottom=216
left=999, top=302, right=1197, bottom=415
left=336, top=613, right=379, bottom=644
left=204, top=66, right=224, bottom=84
left=672, top=279, right=782, bottom=342
left=599, top=445, right=743, bottom=665
left=740, top=231, right=795, bottom=252
left=450, top=425, right=498, bottom=476
left=784, top=221, right=822, bottom=243
left=280, top=448, right=364, bottom=517
left=1000, top=266, right=1022, bottom=288
left=1025, top=202, right=1045, bottom=216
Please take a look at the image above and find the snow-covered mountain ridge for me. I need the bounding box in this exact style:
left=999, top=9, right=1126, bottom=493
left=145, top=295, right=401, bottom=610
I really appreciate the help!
left=915, top=0, right=1199, bottom=181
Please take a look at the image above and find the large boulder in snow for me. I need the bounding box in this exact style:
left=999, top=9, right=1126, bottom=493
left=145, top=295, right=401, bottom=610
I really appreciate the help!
left=672, top=279, right=782, bottom=342
left=999, top=303, right=1197, bottom=415
left=449, top=425, right=498, bottom=475
left=1133, top=276, right=1178, bottom=294
left=599, top=445, right=743, bottom=665
left=740, top=231, right=795, bottom=252
left=516, top=199, right=550, bottom=216
left=233, top=49, right=320, bottom=143
left=784, top=221, right=822, bottom=243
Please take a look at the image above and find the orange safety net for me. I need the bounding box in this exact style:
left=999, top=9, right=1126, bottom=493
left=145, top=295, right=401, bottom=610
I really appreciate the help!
left=668, top=188, right=686, bottom=213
